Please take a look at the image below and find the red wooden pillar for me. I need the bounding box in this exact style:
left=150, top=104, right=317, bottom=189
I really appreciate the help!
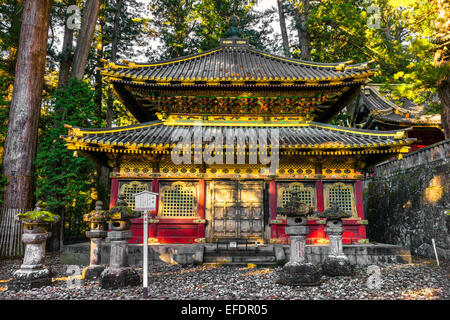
left=354, top=180, right=367, bottom=239
left=109, top=178, right=119, bottom=209
left=315, top=180, right=324, bottom=212
left=149, top=178, right=159, bottom=239
left=269, top=180, right=278, bottom=239
left=198, top=179, right=206, bottom=239
left=314, top=180, right=326, bottom=242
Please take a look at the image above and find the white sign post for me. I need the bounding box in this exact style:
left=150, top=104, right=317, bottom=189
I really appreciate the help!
left=134, top=191, right=158, bottom=299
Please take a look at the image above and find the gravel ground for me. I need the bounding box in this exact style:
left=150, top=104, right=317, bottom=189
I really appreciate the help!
left=0, top=254, right=448, bottom=300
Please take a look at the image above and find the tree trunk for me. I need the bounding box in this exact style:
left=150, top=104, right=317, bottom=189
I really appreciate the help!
left=277, top=0, right=290, bottom=56
left=2, top=0, right=53, bottom=209
left=106, top=0, right=123, bottom=128
left=438, top=75, right=450, bottom=139
left=57, top=23, right=74, bottom=90
left=295, top=0, right=311, bottom=60
left=71, top=0, right=101, bottom=80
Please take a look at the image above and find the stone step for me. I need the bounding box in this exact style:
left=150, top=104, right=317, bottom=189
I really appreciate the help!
left=203, top=253, right=277, bottom=264
left=205, top=250, right=274, bottom=257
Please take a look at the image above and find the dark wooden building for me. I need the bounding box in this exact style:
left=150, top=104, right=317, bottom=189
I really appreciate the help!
left=352, top=86, right=444, bottom=151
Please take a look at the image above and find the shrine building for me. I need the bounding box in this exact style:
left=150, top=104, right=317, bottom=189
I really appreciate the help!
left=352, top=86, right=444, bottom=151
left=62, top=36, right=416, bottom=245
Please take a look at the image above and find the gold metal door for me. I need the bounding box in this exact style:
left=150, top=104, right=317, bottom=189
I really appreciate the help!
left=209, top=180, right=264, bottom=240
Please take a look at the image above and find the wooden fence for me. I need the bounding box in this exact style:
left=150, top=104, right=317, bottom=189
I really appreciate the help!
left=0, top=208, right=29, bottom=257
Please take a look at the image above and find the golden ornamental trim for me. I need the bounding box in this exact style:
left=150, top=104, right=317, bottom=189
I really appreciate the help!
left=269, top=219, right=284, bottom=224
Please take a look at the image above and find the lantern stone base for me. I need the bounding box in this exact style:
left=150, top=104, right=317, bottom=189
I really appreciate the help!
left=322, top=257, right=354, bottom=277
left=82, top=265, right=105, bottom=280
left=8, top=268, right=52, bottom=291
left=277, top=261, right=321, bottom=286
left=99, top=267, right=140, bottom=289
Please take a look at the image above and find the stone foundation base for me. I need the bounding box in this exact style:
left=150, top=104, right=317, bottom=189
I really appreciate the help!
left=8, top=268, right=52, bottom=291
left=82, top=265, right=105, bottom=280
left=322, top=257, right=354, bottom=276
left=277, top=262, right=321, bottom=286
left=99, top=267, right=140, bottom=289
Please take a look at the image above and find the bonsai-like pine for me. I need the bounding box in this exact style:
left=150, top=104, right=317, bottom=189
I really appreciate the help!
left=16, top=201, right=60, bottom=224
left=277, top=190, right=315, bottom=218
left=83, top=200, right=108, bottom=223
left=318, top=202, right=351, bottom=220
left=109, top=195, right=140, bottom=221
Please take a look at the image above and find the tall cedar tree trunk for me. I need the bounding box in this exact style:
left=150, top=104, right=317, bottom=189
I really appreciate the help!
left=71, top=0, right=101, bottom=80
left=57, top=23, right=74, bottom=91
left=438, top=76, right=450, bottom=139
left=49, top=6, right=76, bottom=251
left=95, top=7, right=110, bottom=202
left=277, top=0, right=290, bottom=56
left=434, top=0, right=450, bottom=139
left=2, top=0, right=53, bottom=209
left=295, top=0, right=311, bottom=60
left=106, top=0, right=123, bottom=128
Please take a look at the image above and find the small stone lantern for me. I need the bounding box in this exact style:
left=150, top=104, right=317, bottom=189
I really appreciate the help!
left=277, top=190, right=321, bottom=286
left=82, top=201, right=108, bottom=280
left=99, top=195, right=141, bottom=289
left=318, top=202, right=354, bottom=276
left=8, top=201, right=60, bottom=291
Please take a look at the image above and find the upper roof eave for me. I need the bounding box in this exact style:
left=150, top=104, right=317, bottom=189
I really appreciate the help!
left=100, top=38, right=375, bottom=84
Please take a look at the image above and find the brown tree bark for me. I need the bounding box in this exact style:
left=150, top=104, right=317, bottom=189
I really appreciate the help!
left=437, top=75, right=450, bottom=139
left=277, top=0, right=290, bottom=56
left=433, top=0, right=450, bottom=139
left=57, top=23, right=74, bottom=90
left=106, top=0, right=123, bottom=128
left=71, top=0, right=101, bottom=80
left=294, top=0, right=311, bottom=60
left=2, top=0, right=53, bottom=209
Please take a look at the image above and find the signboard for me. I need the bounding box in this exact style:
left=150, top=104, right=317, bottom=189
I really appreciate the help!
left=134, top=191, right=158, bottom=212
left=134, top=190, right=159, bottom=299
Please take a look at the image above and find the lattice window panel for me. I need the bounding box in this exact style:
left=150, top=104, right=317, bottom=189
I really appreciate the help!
left=119, top=181, right=149, bottom=210
left=277, top=183, right=315, bottom=218
left=325, top=183, right=355, bottom=216
left=159, top=183, right=196, bottom=218
left=281, top=186, right=313, bottom=208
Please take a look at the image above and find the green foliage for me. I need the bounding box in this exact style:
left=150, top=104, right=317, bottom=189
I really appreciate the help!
left=330, top=111, right=352, bottom=127
left=35, top=78, right=104, bottom=240
left=147, top=0, right=275, bottom=60
left=17, top=210, right=60, bottom=224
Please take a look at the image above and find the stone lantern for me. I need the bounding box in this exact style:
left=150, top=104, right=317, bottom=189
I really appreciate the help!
left=318, top=202, right=354, bottom=276
left=8, top=201, right=60, bottom=291
left=99, top=195, right=141, bottom=289
left=82, top=201, right=108, bottom=280
left=277, top=190, right=321, bottom=286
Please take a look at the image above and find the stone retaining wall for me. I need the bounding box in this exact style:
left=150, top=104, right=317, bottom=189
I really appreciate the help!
left=365, top=139, right=450, bottom=260
left=61, top=243, right=411, bottom=267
